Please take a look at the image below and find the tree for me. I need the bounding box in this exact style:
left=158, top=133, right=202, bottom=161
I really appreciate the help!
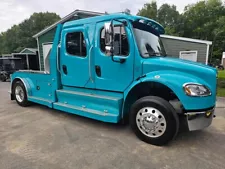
left=137, top=1, right=181, bottom=35
left=182, top=0, right=225, bottom=61
left=0, top=12, right=60, bottom=55
left=158, top=4, right=181, bottom=35
left=137, top=0, right=225, bottom=62
left=137, top=1, right=158, bottom=20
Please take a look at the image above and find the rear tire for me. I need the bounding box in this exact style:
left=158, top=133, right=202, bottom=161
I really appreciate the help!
left=13, top=81, right=30, bottom=107
left=130, top=96, right=179, bottom=146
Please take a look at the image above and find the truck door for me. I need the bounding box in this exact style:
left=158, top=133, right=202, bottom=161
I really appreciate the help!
left=60, top=27, right=90, bottom=87
left=94, top=22, right=134, bottom=92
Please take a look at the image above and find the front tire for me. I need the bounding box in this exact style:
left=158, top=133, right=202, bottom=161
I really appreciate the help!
left=130, top=96, right=179, bottom=146
left=13, top=81, right=30, bottom=107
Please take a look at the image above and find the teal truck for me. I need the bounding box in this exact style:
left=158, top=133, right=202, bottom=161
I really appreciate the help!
left=10, top=13, right=217, bottom=146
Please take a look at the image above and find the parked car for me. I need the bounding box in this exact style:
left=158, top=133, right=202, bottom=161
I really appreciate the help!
left=208, top=59, right=224, bottom=70
left=0, top=58, right=24, bottom=82
left=217, top=65, right=224, bottom=70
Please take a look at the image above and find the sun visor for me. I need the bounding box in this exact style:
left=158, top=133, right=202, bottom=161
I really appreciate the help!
left=135, top=17, right=165, bottom=35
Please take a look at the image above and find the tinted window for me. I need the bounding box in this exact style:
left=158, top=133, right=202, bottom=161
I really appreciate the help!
left=100, top=26, right=129, bottom=56
left=66, top=32, right=86, bottom=57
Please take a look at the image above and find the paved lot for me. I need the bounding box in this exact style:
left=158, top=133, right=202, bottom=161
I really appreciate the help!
left=0, top=82, right=224, bottom=169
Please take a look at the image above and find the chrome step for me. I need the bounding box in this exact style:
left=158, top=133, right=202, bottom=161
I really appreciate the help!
left=53, top=102, right=119, bottom=123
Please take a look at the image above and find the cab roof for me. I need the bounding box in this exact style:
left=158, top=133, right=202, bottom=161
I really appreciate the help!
left=63, top=13, right=165, bottom=34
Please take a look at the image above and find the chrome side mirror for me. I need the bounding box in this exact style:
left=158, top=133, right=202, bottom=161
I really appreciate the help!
left=104, top=21, right=114, bottom=56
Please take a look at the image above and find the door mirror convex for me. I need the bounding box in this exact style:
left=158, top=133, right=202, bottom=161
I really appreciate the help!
left=104, top=21, right=114, bottom=56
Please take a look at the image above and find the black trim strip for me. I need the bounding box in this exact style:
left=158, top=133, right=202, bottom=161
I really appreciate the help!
left=185, top=106, right=215, bottom=112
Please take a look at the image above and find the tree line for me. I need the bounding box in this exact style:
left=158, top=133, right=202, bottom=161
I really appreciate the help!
left=0, top=0, right=224, bottom=63
left=137, top=0, right=225, bottom=62
left=0, top=12, right=60, bottom=54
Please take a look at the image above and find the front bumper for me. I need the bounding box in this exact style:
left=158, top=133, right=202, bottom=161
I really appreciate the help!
left=184, top=108, right=215, bottom=131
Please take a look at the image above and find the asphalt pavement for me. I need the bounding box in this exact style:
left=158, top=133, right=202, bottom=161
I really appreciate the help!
left=0, top=82, right=224, bottom=169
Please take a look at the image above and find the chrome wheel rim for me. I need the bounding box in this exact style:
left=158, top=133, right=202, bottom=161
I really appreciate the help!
left=15, top=86, right=24, bottom=103
left=136, top=107, right=167, bottom=138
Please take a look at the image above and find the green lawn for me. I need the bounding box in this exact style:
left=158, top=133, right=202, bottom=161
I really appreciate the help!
left=217, top=70, right=225, bottom=97
left=217, top=87, right=225, bottom=97
left=218, top=70, right=225, bottom=79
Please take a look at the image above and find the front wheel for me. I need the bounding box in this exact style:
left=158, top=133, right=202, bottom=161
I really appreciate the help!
left=130, top=96, right=179, bottom=146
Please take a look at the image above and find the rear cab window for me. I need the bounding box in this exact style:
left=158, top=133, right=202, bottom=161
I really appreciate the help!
left=66, top=32, right=87, bottom=57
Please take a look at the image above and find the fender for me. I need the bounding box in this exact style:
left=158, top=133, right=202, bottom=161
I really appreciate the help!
left=11, top=76, right=35, bottom=97
left=123, top=70, right=215, bottom=116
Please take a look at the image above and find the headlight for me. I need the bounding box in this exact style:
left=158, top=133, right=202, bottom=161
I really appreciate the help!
left=183, top=83, right=211, bottom=96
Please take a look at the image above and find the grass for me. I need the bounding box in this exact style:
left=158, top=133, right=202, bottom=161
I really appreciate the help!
left=217, top=87, right=225, bottom=97
left=218, top=70, right=225, bottom=79
left=217, top=70, right=225, bottom=97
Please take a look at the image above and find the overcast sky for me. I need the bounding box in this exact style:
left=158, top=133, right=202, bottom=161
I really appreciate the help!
left=0, top=0, right=199, bottom=33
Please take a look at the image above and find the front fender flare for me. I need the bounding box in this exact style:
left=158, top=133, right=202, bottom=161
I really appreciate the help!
left=122, top=71, right=206, bottom=117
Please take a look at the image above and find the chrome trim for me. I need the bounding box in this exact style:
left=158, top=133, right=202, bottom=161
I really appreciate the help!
left=89, top=46, right=94, bottom=82
left=185, top=108, right=215, bottom=115
left=12, top=77, right=29, bottom=96
left=56, top=90, right=120, bottom=101
left=185, top=112, right=206, bottom=115
left=9, top=76, right=13, bottom=94
left=136, top=107, right=167, bottom=138
left=56, top=44, right=61, bottom=74
left=183, top=82, right=212, bottom=97
left=185, top=109, right=214, bottom=131
left=54, top=102, right=117, bottom=117
left=18, top=70, right=49, bottom=74
left=15, top=85, right=24, bottom=102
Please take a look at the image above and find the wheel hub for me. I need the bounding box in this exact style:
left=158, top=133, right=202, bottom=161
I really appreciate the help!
left=136, top=107, right=167, bottom=138
left=15, top=86, right=24, bottom=103
left=143, top=115, right=157, bottom=129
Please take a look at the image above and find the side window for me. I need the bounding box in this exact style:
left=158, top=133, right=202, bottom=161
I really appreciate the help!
left=66, top=32, right=87, bottom=57
left=100, top=25, right=129, bottom=56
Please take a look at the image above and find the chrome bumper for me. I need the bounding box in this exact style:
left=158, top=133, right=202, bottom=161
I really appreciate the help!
left=185, top=108, right=214, bottom=131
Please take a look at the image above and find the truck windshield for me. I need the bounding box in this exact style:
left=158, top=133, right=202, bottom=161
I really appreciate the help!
left=132, top=21, right=166, bottom=58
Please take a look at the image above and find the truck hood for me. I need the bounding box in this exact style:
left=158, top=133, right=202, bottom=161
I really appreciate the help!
left=142, top=57, right=217, bottom=88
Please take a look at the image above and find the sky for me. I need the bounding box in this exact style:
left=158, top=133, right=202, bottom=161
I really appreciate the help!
left=0, top=0, right=199, bottom=33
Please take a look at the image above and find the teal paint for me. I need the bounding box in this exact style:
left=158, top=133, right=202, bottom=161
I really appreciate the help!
left=11, top=13, right=217, bottom=123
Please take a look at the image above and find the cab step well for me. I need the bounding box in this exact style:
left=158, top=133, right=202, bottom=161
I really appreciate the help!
left=54, top=89, right=123, bottom=123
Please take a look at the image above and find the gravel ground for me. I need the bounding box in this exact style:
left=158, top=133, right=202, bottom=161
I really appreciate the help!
left=0, top=82, right=224, bottom=169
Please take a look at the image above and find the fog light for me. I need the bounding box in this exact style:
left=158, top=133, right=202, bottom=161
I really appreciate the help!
left=205, top=111, right=212, bottom=118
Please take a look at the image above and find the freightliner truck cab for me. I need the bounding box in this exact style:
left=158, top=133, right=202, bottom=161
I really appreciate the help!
left=10, top=13, right=217, bottom=146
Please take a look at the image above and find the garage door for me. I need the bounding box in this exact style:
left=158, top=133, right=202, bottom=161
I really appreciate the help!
left=179, top=51, right=198, bottom=62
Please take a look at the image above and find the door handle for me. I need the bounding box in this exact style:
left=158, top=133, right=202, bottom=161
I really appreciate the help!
left=95, top=65, right=101, bottom=77
left=62, top=65, right=67, bottom=74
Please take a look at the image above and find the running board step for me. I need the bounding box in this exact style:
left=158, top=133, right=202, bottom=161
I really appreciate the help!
left=55, top=89, right=123, bottom=123
left=56, top=89, right=121, bottom=101
left=53, top=102, right=119, bottom=123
